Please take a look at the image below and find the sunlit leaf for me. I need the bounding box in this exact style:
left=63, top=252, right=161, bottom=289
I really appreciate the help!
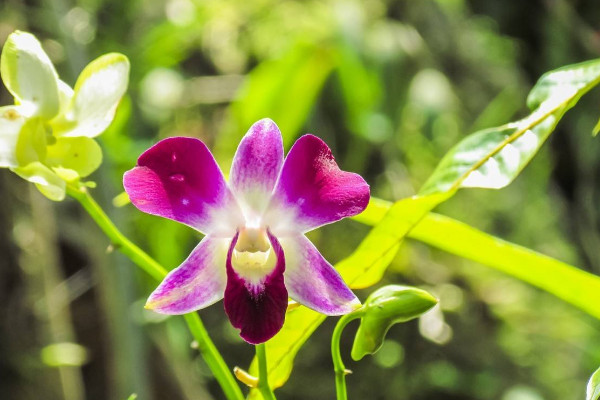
left=337, top=192, right=452, bottom=289
left=593, top=115, right=600, bottom=137
left=351, top=285, right=437, bottom=361
left=51, top=53, right=130, bottom=138
left=420, top=58, right=600, bottom=195
left=587, top=366, right=600, bottom=400
left=409, top=213, right=600, bottom=320
left=0, top=31, right=60, bottom=119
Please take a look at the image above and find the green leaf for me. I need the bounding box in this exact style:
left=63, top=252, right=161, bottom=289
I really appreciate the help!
left=215, top=42, right=336, bottom=164
left=408, top=213, right=600, bottom=320
left=351, top=285, right=437, bottom=361
left=420, top=58, right=600, bottom=195
left=587, top=366, right=600, bottom=400
left=51, top=53, right=130, bottom=138
left=337, top=192, right=452, bottom=289
left=526, top=59, right=600, bottom=110
left=46, top=136, right=102, bottom=178
left=0, top=31, right=60, bottom=119
left=0, top=105, right=26, bottom=167
left=12, top=161, right=66, bottom=201
left=593, top=115, right=600, bottom=137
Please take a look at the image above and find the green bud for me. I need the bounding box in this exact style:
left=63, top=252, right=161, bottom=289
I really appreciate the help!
left=351, top=285, right=437, bottom=361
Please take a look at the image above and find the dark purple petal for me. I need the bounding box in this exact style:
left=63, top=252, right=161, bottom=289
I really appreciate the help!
left=224, top=231, right=288, bottom=344
left=123, top=137, right=243, bottom=236
left=281, top=235, right=360, bottom=315
left=146, top=236, right=229, bottom=314
left=230, top=119, right=284, bottom=220
left=265, top=134, right=370, bottom=234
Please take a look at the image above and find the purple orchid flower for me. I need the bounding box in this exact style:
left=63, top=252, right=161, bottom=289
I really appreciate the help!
left=123, top=119, right=370, bottom=344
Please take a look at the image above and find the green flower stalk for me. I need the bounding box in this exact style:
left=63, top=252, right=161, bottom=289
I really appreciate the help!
left=0, top=30, right=129, bottom=200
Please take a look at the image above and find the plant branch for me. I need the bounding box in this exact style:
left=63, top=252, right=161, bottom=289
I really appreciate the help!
left=331, top=312, right=362, bottom=400
left=256, top=343, right=277, bottom=400
left=66, top=184, right=244, bottom=400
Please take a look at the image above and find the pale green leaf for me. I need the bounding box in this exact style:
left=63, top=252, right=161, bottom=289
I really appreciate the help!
left=51, top=53, right=130, bottom=138
left=46, top=136, right=102, bottom=178
left=0, top=31, right=59, bottom=119
left=526, top=59, right=600, bottom=110
left=408, top=213, right=600, bottom=320
left=593, top=115, right=600, bottom=137
left=351, top=286, right=437, bottom=361
left=0, top=105, right=26, bottom=167
left=12, top=161, right=65, bottom=201
left=420, top=58, right=600, bottom=195
left=337, top=192, right=452, bottom=289
left=587, top=366, right=600, bottom=400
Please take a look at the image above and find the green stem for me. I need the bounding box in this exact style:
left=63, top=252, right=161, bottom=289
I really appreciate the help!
left=331, top=312, right=362, bottom=400
left=66, top=184, right=244, bottom=400
left=256, top=344, right=277, bottom=400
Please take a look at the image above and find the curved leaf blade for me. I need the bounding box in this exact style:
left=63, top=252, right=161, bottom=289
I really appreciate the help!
left=587, top=366, right=600, bottom=400
left=420, top=58, right=600, bottom=195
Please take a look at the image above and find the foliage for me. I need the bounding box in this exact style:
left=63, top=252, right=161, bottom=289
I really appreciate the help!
left=1, top=1, right=600, bottom=400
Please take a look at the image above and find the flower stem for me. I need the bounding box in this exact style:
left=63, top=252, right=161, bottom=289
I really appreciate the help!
left=331, top=312, right=362, bottom=400
left=256, top=344, right=277, bottom=400
left=66, top=184, right=244, bottom=400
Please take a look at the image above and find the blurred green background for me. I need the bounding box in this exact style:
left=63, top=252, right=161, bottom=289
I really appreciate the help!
left=1, top=0, right=600, bottom=399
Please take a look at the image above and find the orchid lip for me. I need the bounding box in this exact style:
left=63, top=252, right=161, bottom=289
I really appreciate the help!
left=231, top=227, right=278, bottom=286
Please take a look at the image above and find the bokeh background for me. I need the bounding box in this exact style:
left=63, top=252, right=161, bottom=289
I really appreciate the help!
left=1, top=0, right=600, bottom=399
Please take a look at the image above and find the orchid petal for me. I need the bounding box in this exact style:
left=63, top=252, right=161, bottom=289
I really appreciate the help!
left=123, top=137, right=243, bottom=236
left=145, top=236, right=229, bottom=314
left=280, top=234, right=360, bottom=315
left=0, top=106, right=26, bottom=167
left=46, top=136, right=102, bottom=178
left=12, top=161, right=65, bottom=201
left=0, top=31, right=60, bottom=119
left=265, top=134, right=370, bottom=235
left=229, top=118, right=284, bottom=222
left=224, top=231, right=288, bottom=344
left=15, top=117, right=47, bottom=166
left=51, top=53, right=129, bottom=138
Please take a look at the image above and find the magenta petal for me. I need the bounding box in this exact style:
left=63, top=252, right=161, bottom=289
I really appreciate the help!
left=281, top=235, right=360, bottom=315
left=146, top=236, right=228, bottom=314
left=229, top=119, right=284, bottom=220
left=124, top=137, right=242, bottom=236
left=266, top=134, right=370, bottom=234
left=224, top=231, right=288, bottom=344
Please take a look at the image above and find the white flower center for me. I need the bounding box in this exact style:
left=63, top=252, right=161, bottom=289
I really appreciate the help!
left=231, top=227, right=277, bottom=284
